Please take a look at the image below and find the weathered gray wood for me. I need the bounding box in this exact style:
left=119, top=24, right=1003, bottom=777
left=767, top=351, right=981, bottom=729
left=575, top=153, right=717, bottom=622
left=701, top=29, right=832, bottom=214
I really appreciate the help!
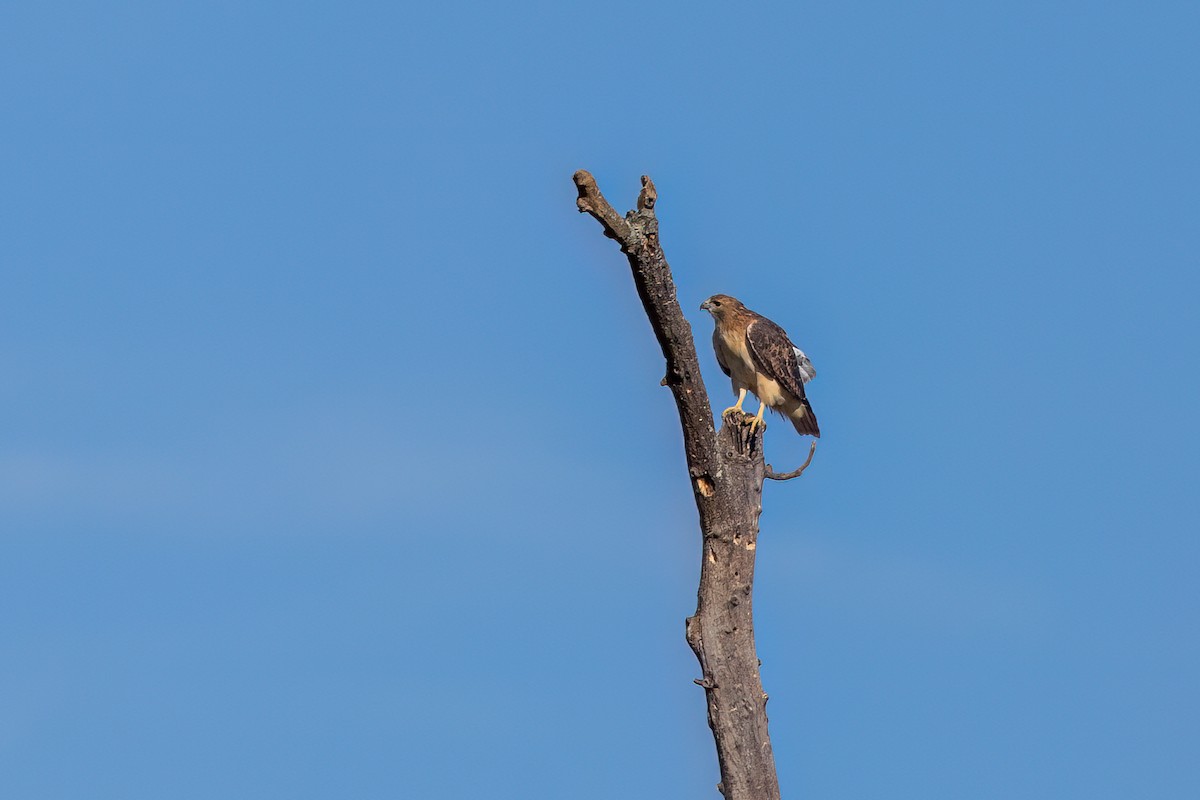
left=574, top=171, right=783, bottom=800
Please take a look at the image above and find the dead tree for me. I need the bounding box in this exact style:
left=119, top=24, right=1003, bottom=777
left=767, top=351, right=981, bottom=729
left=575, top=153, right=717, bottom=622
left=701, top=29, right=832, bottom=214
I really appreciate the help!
left=573, top=171, right=814, bottom=800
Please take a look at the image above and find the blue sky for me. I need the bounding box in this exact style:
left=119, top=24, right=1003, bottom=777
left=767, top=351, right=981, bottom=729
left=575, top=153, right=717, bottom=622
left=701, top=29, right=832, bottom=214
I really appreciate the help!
left=2, top=1, right=1198, bottom=797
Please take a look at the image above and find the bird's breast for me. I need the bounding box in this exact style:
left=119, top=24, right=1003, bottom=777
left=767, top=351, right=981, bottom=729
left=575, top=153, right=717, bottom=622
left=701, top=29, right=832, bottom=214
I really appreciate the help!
left=717, top=326, right=789, bottom=408
left=717, top=331, right=759, bottom=385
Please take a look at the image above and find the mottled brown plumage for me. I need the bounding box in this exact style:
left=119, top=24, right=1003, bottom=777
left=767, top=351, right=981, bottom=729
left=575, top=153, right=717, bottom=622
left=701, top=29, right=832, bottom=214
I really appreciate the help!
left=700, top=294, right=820, bottom=437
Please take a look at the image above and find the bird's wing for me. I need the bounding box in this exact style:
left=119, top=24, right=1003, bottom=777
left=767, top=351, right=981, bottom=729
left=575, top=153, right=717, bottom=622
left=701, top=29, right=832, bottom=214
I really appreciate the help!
left=746, top=317, right=808, bottom=400
left=712, top=328, right=732, bottom=377
left=793, top=347, right=816, bottom=384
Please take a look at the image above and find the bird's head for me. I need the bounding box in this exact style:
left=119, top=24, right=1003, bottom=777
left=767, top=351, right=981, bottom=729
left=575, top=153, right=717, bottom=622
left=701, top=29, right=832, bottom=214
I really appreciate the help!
left=700, top=294, right=744, bottom=319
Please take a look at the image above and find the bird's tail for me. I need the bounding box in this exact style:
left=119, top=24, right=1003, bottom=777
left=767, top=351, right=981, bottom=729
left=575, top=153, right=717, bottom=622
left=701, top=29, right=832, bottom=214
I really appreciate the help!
left=789, top=400, right=821, bottom=438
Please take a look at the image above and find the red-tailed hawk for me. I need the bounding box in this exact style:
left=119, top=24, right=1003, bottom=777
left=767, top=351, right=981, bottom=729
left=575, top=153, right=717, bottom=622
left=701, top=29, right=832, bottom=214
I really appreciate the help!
left=700, top=294, right=820, bottom=437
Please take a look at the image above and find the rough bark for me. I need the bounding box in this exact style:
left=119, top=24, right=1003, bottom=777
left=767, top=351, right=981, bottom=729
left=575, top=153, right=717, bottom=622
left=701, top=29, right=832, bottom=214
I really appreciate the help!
left=573, top=170, right=790, bottom=800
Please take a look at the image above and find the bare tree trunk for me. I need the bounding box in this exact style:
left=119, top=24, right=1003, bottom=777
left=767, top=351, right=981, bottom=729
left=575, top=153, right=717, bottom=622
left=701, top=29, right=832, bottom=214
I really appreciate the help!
left=574, top=171, right=806, bottom=800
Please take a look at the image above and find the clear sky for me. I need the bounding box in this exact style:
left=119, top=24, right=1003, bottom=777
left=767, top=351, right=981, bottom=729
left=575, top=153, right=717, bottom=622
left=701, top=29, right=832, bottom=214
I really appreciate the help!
left=3, top=1, right=1198, bottom=797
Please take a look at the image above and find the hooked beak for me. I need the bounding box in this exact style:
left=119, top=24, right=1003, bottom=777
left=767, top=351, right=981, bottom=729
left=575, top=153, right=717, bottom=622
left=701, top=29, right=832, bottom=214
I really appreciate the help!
left=700, top=300, right=712, bottom=312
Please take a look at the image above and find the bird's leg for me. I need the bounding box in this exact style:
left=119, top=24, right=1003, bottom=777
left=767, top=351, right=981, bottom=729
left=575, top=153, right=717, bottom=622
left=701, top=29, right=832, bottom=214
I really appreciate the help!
left=722, top=388, right=748, bottom=417
left=749, top=402, right=767, bottom=431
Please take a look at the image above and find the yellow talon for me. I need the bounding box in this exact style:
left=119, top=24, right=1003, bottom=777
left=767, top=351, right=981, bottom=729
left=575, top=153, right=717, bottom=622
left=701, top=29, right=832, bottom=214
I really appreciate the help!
left=722, top=388, right=749, bottom=418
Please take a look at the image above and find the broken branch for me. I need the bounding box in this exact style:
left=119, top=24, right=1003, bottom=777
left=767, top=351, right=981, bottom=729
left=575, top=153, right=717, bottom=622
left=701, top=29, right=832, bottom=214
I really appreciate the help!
left=764, top=440, right=818, bottom=481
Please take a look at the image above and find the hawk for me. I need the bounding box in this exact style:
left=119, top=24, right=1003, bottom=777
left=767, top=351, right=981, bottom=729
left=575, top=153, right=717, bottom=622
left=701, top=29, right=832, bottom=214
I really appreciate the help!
left=700, top=294, right=820, bottom=437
